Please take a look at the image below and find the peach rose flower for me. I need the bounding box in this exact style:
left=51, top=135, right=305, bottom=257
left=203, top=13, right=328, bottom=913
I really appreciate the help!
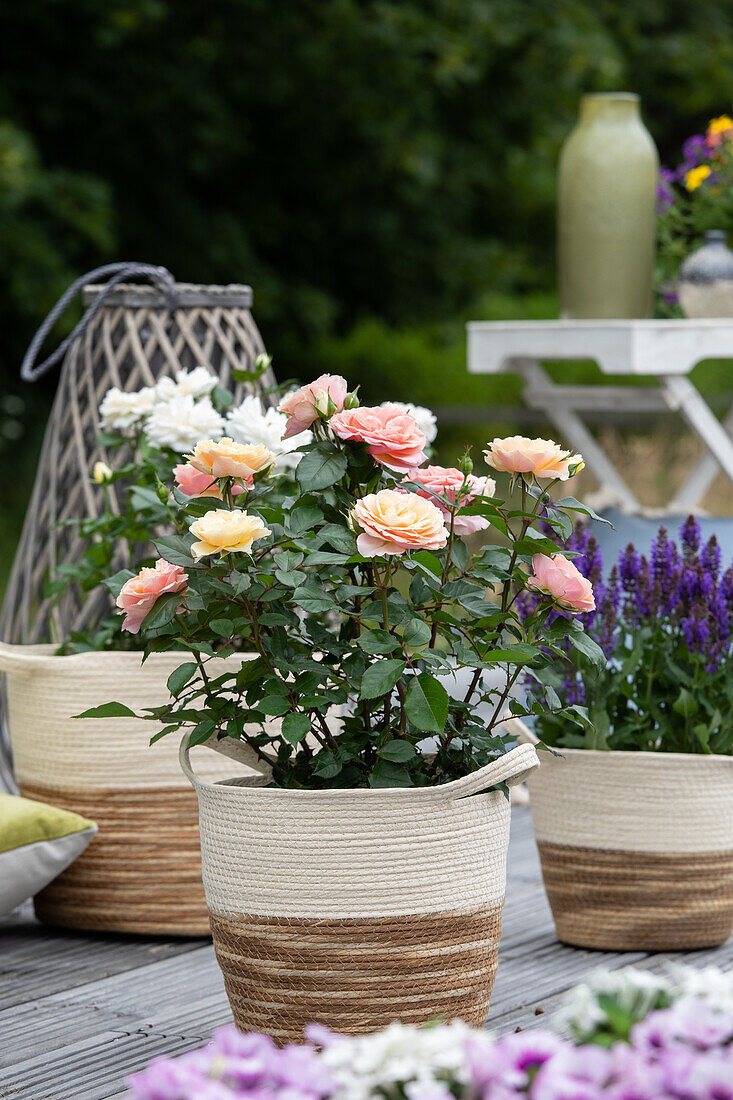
left=330, top=405, right=427, bottom=472
left=405, top=465, right=496, bottom=536
left=189, top=509, right=271, bottom=559
left=352, top=489, right=449, bottom=557
left=278, top=374, right=349, bottom=439
left=527, top=553, right=595, bottom=614
left=187, top=438, right=275, bottom=486
left=484, top=436, right=582, bottom=481
left=116, top=558, right=188, bottom=634
left=173, top=462, right=244, bottom=499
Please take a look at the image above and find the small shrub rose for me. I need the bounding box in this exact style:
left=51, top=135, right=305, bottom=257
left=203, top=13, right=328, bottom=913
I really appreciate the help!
left=89, top=374, right=605, bottom=790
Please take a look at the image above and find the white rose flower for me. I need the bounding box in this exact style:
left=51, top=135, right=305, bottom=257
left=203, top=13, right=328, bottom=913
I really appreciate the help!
left=382, top=401, right=438, bottom=444
left=155, top=367, right=218, bottom=402
left=145, top=394, right=225, bottom=453
left=226, top=395, right=312, bottom=471
left=99, top=386, right=156, bottom=433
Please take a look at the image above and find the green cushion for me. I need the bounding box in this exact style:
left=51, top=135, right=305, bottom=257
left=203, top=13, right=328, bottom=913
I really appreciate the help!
left=0, top=793, right=97, bottom=915
left=0, top=793, right=95, bottom=854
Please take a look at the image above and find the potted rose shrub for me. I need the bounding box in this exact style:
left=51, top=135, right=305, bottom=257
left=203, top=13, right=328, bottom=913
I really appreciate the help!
left=514, top=517, right=733, bottom=951
left=89, top=396, right=603, bottom=1040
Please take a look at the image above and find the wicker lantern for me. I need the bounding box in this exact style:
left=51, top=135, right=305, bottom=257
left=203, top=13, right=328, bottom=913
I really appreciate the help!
left=1, top=266, right=275, bottom=644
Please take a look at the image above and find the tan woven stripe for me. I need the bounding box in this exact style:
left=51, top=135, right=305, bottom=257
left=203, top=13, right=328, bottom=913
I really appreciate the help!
left=209, top=905, right=503, bottom=1042
left=538, top=841, right=733, bottom=951
left=21, top=783, right=209, bottom=936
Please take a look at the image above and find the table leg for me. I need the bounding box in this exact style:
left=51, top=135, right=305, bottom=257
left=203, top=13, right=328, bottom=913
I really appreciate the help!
left=513, top=359, right=641, bottom=511
left=661, top=377, right=733, bottom=511
left=668, top=400, right=733, bottom=513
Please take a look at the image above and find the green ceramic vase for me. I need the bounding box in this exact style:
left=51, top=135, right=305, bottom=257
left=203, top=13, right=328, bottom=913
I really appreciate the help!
left=558, top=93, right=659, bottom=319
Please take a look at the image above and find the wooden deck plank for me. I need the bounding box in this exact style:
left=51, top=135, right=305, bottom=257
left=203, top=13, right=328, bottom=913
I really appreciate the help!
left=3, top=807, right=733, bottom=1100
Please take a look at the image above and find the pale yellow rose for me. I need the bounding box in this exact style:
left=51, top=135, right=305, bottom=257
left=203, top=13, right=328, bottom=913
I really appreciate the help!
left=187, top=438, right=275, bottom=485
left=189, top=509, right=271, bottom=559
left=92, top=461, right=113, bottom=484
left=483, top=436, right=581, bottom=481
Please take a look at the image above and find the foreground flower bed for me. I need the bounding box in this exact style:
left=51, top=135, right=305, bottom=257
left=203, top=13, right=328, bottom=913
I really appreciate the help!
left=129, top=966, right=733, bottom=1100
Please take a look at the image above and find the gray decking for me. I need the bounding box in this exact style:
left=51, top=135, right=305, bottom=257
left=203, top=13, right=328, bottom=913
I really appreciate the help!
left=2, top=808, right=733, bottom=1100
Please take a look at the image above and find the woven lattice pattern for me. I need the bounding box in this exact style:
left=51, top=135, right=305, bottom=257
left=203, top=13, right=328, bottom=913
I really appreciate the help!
left=1, top=283, right=274, bottom=644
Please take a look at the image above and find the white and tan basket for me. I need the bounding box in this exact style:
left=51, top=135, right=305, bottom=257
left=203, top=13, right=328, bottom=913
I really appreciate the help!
left=181, top=732, right=539, bottom=1041
left=508, top=718, right=733, bottom=950
left=1, top=644, right=252, bottom=935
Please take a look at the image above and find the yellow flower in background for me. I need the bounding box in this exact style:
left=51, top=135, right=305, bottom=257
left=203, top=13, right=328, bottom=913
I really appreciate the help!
left=685, top=165, right=712, bottom=191
left=92, top=461, right=113, bottom=484
left=707, top=114, right=733, bottom=148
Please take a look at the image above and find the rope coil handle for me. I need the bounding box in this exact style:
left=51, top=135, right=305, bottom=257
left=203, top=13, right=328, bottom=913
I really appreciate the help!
left=20, top=262, right=178, bottom=382
left=180, top=729, right=539, bottom=799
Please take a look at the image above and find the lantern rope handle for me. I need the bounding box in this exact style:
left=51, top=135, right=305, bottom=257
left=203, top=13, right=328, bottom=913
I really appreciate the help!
left=20, top=262, right=178, bottom=382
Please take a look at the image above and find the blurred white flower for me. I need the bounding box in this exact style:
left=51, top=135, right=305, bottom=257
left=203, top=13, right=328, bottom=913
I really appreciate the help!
left=145, top=394, right=224, bottom=453
left=383, top=401, right=438, bottom=444
left=155, top=367, right=218, bottom=402
left=99, top=386, right=156, bottom=433
left=554, top=967, right=675, bottom=1041
left=312, top=1020, right=489, bottom=1100
left=227, top=395, right=312, bottom=471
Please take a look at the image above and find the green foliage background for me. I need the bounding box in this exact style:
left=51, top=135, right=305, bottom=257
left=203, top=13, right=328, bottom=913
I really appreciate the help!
left=2, top=0, right=733, bottom=586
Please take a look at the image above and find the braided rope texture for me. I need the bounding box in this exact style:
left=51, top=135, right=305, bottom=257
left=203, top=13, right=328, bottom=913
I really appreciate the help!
left=538, top=842, right=733, bottom=950
left=2, top=282, right=274, bottom=644
left=527, top=747, right=733, bottom=950
left=22, top=783, right=210, bottom=935
left=209, top=906, right=503, bottom=1042
left=195, top=781, right=512, bottom=918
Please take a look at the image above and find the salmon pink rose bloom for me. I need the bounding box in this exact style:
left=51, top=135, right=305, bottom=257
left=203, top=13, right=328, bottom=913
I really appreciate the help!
left=187, top=439, right=275, bottom=485
left=405, top=466, right=496, bottom=536
left=189, top=509, right=271, bottom=559
left=352, top=489, right=449, bottom=557
left=116, top=559, right=188, bottom=634
left=331, top=405, right=427, bottom=472
left=173, top=462, right=245, bottom=500
left=278, top=374, right=349, bottom=439
left=527, top=553, right=595, bottom=614
left=484, top=436, right=582, bottom=481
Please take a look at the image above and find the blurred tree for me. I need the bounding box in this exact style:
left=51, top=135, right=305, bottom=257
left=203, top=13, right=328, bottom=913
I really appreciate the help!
left=1, top=0, right=733, bottom=374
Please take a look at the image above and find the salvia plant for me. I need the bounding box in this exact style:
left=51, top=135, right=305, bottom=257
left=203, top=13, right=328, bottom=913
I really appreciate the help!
left=127, top=966, right=733, bottom=1100
left=83, top=373, right=607, bottom=790
left=526, top=516, right=733, bottom=755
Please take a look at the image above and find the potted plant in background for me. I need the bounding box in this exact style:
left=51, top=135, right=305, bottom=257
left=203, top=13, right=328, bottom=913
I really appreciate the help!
left=90, top=398, right=604, bottom=1040
left=513, top=517, right=733, bottom=951
left=1, top=358, right=309, bottom=935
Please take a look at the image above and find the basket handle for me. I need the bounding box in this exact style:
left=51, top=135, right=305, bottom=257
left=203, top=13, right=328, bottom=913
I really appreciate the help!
left=436, top=742, right=539, bottom=801
left=179, top=728, right=272, bottom=789
left=20, top=262, right=178, bottom=383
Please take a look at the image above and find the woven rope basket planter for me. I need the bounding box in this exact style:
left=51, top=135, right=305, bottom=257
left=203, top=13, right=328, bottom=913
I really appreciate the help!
left=1, top=277, right=273, bottom=645
left=508, top=720, right=733, bottom=951
left=181, top=734, right=539, bottom=1042
left=0, top=644, right=254, bottom=935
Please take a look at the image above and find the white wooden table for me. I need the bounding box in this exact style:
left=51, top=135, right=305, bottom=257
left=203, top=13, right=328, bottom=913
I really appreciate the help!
left=467, top=320, right=733, bottom=513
